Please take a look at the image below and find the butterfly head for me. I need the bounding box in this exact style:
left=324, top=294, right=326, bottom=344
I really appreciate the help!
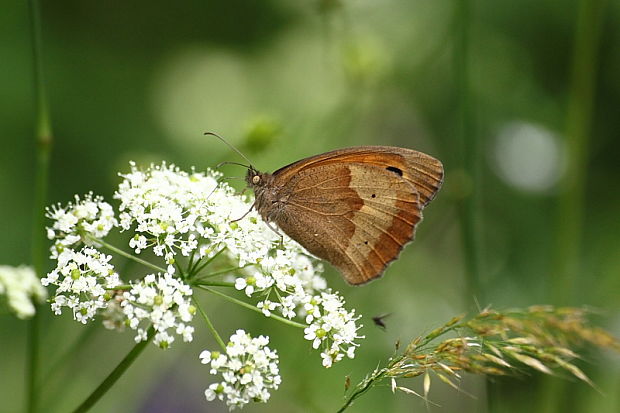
left=245, top=167, right=278, bottom=221
left=245, top=166, right=270, bottom=189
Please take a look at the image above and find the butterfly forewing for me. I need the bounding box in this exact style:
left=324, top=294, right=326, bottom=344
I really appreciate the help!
left=272, top=146, right=443, bottom=207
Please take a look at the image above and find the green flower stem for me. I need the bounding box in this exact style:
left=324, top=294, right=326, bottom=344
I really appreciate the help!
left=28, top=0, right=53, bottom=410
left=26, top=314, right=41, bottom=413
left=338, top=368, right=389, bottom=413
left=71, top=326, right=155, bottom=413
left=38, top=324, right=100, bottom=412
left=193, top=297, right=226, bottom=351
left=453, top=0, right=490, bottom=411
left=28, top=0, right=51, bottom=280
left=197, top=286, right=307, bottom=329
left=453, top=0, right=482, bottom=308
left=186, top=248, right=197, bottom=274
left=39, top=324, right=99, bottom=391
left=106, top=284, right=132, bottom=290
left=553, top=0, right=607, bottom=304
left=543, top=0, right=608, bottom=412
left=193, top=281, right=236, bottom=288
left=194, top=264, right=253, bottom=280
left=190, top=247, right=226, bottom=277
left=91, top=237, right=166, bottom=273
left=174, top=260, right=186, bottom=278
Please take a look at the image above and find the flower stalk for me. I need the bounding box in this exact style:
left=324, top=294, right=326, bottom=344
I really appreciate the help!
left=194, top=297, right=226, bottom=351
left=198, top=286, right=307, bottom=329
left=71, top=326, right=155, bottom=413
left=27, top=0, right=53, bottom=410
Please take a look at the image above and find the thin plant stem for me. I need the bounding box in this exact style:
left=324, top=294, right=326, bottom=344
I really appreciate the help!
left=92, top=237, right=166, bottom=273
left=71, top=326, right=155, bottom=413
left=174, top=260, right=185, bottom=278
left=338, top=370, right=387, bottom=413
left=186, top=248, right=197, bottom=274
left=552, top=0, right=608, bottom=304
left=453, top=0, right=482, bottom=308
left=453, top=1, right=490, bottom=411
left=26, top=314, right=41, bottom=413
left=543, top=0, right=608, bottom=412
left=106, top=284, right=132, bottom=290
left=193, top=281, right=236, bottom=288
left=39, top=324, right=99, bottom=390
left=193, top=297, right=226, bottom=351
left=197, top=286, right=307, bottom=329
left=190, top=247, right=227, bottom=276
left=27, top=0, right=53, bottom=411
left=194, top=264, right=253, bottom=280
left=38, top=325, right=99, bottom=412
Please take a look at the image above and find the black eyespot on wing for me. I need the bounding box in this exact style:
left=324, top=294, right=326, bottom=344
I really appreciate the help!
left=386, top=166, right=403, bottom=176
left=371, top=194, right=376, bottom=198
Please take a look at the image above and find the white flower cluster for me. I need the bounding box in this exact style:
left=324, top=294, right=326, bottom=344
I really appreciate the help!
left=119, top=273, right=196, bottom=348
left=41, top=247, right=121, bottom=324
left=234, top=249, right=327, bottom=317
left=115, top=162, right=225, bottom=272
left=0, top=265, right=47, bottom=319
left=114, top=162, right=362, bottom=365
left=200, top=330, right=280, bottom=410
left=44, top=195, right=125, bottom=327
left=303, top=292, right=364, bottom=367
left=46, top=193, right=117, bottom=258
left=115, top=162, right=363, bottom=366
left=43, top=162, right=363, bottom=365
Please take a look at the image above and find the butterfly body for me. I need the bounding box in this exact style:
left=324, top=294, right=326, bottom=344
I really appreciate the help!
left=247, top=146, right=443, bottom=285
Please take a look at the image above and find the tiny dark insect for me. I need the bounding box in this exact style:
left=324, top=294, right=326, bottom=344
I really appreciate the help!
left=372, top=313, right=392, bottom=330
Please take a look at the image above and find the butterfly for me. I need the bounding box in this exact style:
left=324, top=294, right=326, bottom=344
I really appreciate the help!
left=245, top=146, right=444, bottom=285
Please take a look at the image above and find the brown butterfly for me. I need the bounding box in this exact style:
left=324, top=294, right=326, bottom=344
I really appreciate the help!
left=245, top=146, right=444, bottom=285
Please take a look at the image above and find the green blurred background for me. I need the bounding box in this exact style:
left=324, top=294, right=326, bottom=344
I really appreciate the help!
left=1, top=0, right=619, bottom=412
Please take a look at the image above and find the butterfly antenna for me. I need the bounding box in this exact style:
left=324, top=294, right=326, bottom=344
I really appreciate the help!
left=204, top=131, right=255, bottom=167
left=216, top=161, right=250, bottom=169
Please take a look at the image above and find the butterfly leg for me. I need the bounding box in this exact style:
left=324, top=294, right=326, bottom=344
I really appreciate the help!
left=230, top=201, right=256, bottom=223
left=264, top=220, right=284, bottom=245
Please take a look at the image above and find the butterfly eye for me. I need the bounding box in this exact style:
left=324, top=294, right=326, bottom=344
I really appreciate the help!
left=252, top=175, right=260, bottom=184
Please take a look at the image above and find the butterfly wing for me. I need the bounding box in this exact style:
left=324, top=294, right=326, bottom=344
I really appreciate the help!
left=273, top=146, right=443, bottom=207
left=269, top=147, right=442, bottom=284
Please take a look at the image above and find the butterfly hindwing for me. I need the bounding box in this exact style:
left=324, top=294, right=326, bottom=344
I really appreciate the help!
left=272, top=162, right=422, bottom=284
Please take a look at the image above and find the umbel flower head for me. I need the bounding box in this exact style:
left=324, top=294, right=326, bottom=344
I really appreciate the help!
left=0, top=265, right=47, bottom=319
left=303, top=292, right=364, bottom=367
left=200, top=330, right=281, bottom=410
left=46, top=192, right=117, bottom=258
left=43, top=162, right=363, bottom=364
left=41, top=247, right=121, bottom=324
left=120, top=272, right=196, bottom=348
